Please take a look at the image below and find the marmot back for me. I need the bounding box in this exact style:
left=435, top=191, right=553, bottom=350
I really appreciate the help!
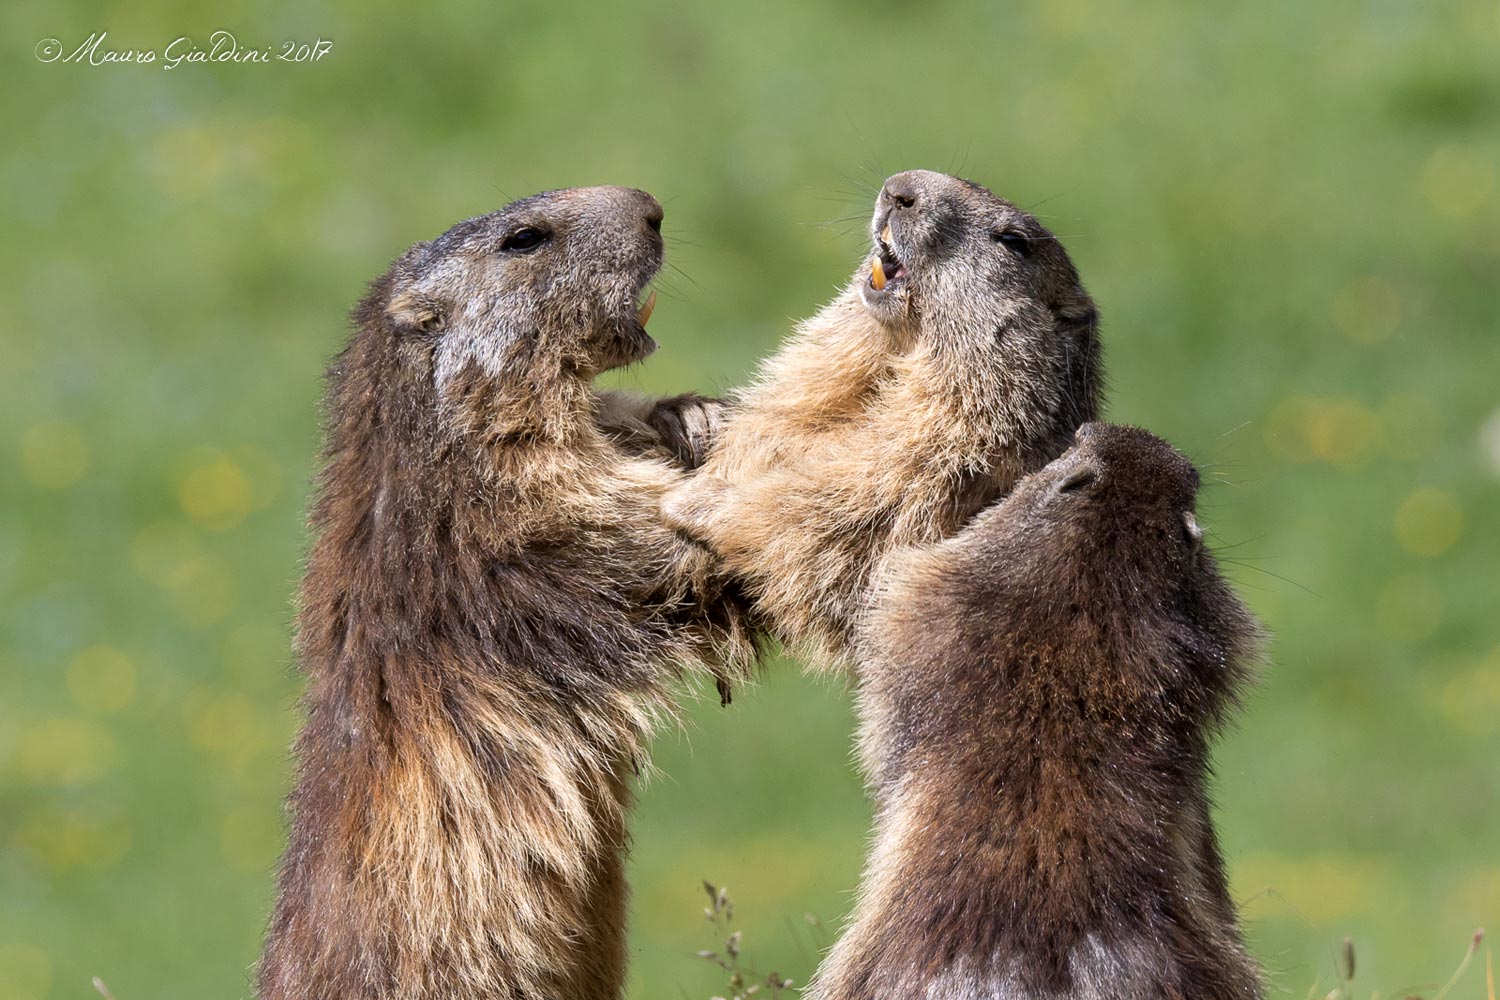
left=666, top=170, right=1102, bottom=669
left=259, top=188, right=749, bottom=1000
left=809, top=423, right=1264, bottom=1000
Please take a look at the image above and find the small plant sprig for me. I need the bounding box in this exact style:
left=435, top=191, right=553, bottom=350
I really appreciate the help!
left=1312, top=928, right=1489, bottom=1000
left=696, top=881, right=796, bottom=999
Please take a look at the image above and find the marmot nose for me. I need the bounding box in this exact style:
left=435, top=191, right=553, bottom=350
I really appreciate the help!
left=642, top=201, right=663, bottom=233
left=881, top=174, right=921, bottom=212
left=622, top=188, right=664, bottom=233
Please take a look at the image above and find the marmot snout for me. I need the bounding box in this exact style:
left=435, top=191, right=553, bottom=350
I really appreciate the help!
left=383, top=185, right=666, bottom=386
left=860, top=169, right=1095, bottom=342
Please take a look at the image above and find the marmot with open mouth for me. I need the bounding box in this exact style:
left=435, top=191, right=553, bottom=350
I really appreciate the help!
left=665, top=169, right=1103, bottom=670
left=810, top=424, right=1264, bottom=1000
left=257, top=187, right=751, bottom=1000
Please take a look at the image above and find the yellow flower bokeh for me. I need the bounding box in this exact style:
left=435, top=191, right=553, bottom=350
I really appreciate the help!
left=66, top=645, right=137, bottom=715
left=17, top=717, right=115, bottom=787
left=178, top=453, right=255, bottom=532
left=0, top=943, right=51, bottom=1000
left=19, top=421, right=89, bottom=491
left=1331, top=275, right=1402, bottom=345
left=130, top=522, right=240, bottom=627
left=1234, top=852, right=1396, bottom=925
left=1264, top=395, right=1385, bottom=471
left=1420, top=144, right=1497, bottom=221
left=1374, top=574, right=1444, bottom=644
left=1432, top=645, right=1500, bottom=736
left=14, top=801, right=132, bottom=875
left=1394, top=488, right=1465, bottom=558
left=1380, top=393, right=1442, bottom=462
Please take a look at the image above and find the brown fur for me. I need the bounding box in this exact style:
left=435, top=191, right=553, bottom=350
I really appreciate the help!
left=810, top=423, right=1264, bottom=1000
left=257, top=188, right=751, bottom=1000
left=595, top=389, right=726, bottom=471
left=664, top=170, right=1102, bottom=670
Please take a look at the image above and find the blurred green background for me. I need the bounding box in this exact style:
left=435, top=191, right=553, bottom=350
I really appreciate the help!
left=3, top=0, right=1498, bottom=997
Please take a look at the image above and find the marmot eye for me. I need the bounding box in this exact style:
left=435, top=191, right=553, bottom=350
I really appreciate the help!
left=993, top=230, right=1033, bottom=257
left=501, top=227, right=549, bottom=253
left=1055, top=466, right=1096, bottom=494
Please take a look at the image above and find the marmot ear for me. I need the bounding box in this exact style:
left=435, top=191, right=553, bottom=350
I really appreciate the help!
left=387, top=289, right=444, bottom=335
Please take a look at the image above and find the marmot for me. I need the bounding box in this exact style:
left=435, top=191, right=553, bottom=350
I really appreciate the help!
left=665, top=169, right=1102, bottom=669
left=808, top=423, right=1264, bottom=1000
left=257, top=187, right=751, bottom=1000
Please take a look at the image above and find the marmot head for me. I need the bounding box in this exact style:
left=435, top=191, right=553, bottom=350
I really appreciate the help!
left=1016, top=422, right=1204, bottom=573
left=339, top=187, right=666, bottom=446
left=977, top=422, right=1260, bottom=674
left=860, top=422, right=1260, bottom=797
left=859, top=170, right=1103, bottom=467
left=869, top=423, right=1259, bottom=773
left=860, top=170, right=1091, bottom=330
left=375, top=186, right=665, bottom=389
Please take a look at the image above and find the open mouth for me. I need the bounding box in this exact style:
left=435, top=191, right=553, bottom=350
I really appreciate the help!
left=597, top=287, right=659, bottom=371
left=868, top=224, right=908, bottom=293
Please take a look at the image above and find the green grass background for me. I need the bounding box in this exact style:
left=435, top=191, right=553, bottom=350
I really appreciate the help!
left=3, top=1, right=1498, bottom=997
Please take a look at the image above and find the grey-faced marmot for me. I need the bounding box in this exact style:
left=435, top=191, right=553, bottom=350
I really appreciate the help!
left=258, top=187, right=751, bottom=1000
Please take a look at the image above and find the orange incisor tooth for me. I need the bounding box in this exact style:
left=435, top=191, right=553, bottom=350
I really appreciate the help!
left=871, top=257, right=887, bottom=290
left=637, top=290, right=657, bottom=326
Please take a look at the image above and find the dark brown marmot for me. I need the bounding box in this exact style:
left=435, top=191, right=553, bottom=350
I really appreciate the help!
left=257, top=187, right=750, bottom=1000
left=809, top=423, right=1264, bottom=1000
left=664, top=169, right=1103, bottom=670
